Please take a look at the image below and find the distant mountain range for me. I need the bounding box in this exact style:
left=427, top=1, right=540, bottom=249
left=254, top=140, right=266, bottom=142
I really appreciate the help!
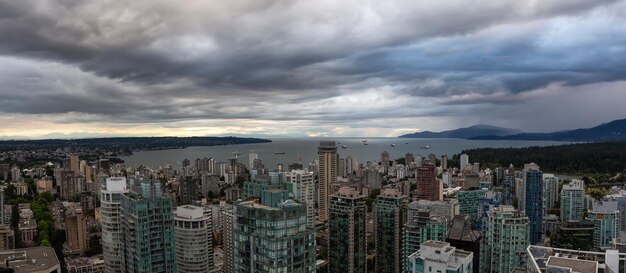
left=398, top=125, right=523, bottom=139
left=399, top=119, right=626, bottom=141
left=470, top=119, right=626, bottom=141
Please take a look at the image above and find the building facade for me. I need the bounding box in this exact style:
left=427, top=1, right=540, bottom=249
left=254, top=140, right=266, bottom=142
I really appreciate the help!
left=285, top=169, right=316, bottom=229
left=234, top=189, right=316, bottom=273
left=480, top=205, right=530, bottom=273
left=175, top=205, right=213, bottom=273
left=100, top=177, right=127, bottom=273
left=121, top=179, right=177, bottom=273
left=328, top=187, right=367, bottom=273
left=525, top=168, right=543, bottom=245
left=317, top=141, right=338, bottom=222
left=415, top=164, right=441, bottom=201
left=561, top=179, right=585, bottom=222
left=375, top=189, right=409, bottom=273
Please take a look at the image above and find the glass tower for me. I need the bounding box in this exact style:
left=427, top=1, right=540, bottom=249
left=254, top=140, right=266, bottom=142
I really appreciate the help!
left=121, top=178, right=177, bottom=273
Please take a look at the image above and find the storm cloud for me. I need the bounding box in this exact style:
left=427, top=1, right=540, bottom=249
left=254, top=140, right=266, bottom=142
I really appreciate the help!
left=0, top=0, right=625, bottom=137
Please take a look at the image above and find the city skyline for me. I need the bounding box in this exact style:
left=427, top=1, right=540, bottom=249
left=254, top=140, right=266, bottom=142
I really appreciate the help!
left=1, top=1, right=626, bottom=138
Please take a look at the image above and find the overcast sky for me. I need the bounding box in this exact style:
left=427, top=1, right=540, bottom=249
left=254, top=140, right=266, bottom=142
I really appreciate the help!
left=1, top=0, right=625, bottom=138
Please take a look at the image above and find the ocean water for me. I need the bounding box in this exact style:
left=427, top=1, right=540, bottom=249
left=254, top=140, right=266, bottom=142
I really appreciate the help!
left=118, top=138, right=570, bottom=169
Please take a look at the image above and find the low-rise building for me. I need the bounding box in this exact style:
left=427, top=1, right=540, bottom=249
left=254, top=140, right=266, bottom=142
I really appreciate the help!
left=406, top=240, right=473, bottom=273
left=0, top=247, right=61, bottom=273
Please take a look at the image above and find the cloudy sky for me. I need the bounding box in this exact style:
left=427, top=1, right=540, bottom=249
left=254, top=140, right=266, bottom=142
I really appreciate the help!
left=1, top=0, right=625, bottom=138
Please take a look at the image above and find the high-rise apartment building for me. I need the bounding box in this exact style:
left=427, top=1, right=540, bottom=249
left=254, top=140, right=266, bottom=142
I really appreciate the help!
left=406, top=240, right=473, bottom=273
left=233, top=188, right=315, bottom=273
left=480, top=205, right=530, bottom=273
left=561, top=179, right=585, bottom=222
left=318, top=141, right=338, bottom=222
left=415, top=164, right=441, bottom=201
left=69, top=154, right=80, bottom=175
left=221, top=205, right=235, bottom=273
left=381, top=151, right=390, bottom=167
left=404, top=210, right=447, bottom=264
left=525, top=168, right=543, bottom=245
left=502, top=164, right=515, bottom=206
left=588, top=200, right=620, bottom=249
left=542, top=174, right=559, bottom=215
left=65, top=204, right=88, bottom=255
left=175, top=205, right=213, bottom=273
left=121, top=179, right=176, bottom=273
left=285, top=169, right=316, bottom=229
left=460, top=154, right=469, bottom=172
left=375, top=189, right=409, bottom=273
left=328, top=187, right=367, bottom=273
left=101, top=177, right=128, bottom=273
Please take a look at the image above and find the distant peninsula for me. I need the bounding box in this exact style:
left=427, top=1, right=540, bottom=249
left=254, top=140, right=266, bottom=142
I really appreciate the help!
left=398, top=125, right=522, bottom=139
left=0, top=136, right=272, bottom=154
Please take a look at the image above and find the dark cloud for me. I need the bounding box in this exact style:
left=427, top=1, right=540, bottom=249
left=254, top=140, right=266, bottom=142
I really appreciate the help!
left=0, top=0, right=624, bottom=136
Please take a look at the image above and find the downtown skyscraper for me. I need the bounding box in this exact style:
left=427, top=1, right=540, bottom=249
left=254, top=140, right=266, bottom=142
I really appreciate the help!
left=121, top=178, right=177, bottom=273
left=101, top=177, right=128, bottom=273
left=317, top=141, right=338, bottom=222
left=415, top=163, right=441, bottom=201
left=328, top=187, right=367, bottom=273
left=375, top=188, right=409, bottom=273
left=524, top=165, right=543, bottom=245
left=234, top=187, right=316, bottom=273
left=480, top=205, right=530, bottom=273
left=174, top=205, right=214, bottom=273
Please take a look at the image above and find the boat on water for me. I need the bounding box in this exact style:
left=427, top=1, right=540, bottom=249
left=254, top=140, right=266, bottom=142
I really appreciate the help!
left=390, top=143, right=396, bottom=147
left=363, top=143, right=368, bottom=145
left=362, top=140, right=367, bottom=143
left=420, top=145, right=430, bottom=149
left=274, top=151, right=286, bottom=155
left=341, top=145, right=347, bottom=149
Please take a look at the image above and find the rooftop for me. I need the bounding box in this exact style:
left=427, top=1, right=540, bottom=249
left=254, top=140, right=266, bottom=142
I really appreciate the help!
left=546, top=256, right=598, bottom=273
left=0, top=247, right=60, bottom=273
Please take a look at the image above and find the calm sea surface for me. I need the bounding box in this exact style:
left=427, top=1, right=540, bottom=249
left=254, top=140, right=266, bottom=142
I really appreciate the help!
left=119, top=138, right=570, bottom=169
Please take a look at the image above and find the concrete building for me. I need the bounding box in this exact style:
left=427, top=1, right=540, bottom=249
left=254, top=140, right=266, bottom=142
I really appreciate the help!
left=375, top=189, right=409, bottom=273
left=65, top=256, right=105, bottom=273
left=480, top=205, right=530, bottom=273
left=65, top=205, right=87, bottom=255
left=408, top=199, right=459, bottom=221
left=406, top=240, right=473, bottom=273
left=318, top=141, right=338, bottom=222
left=523, top=245, right=626, bottom=273
left=415, top=164, right=442, bottom=201
left=328, top=187, right=367, bottom=273
left=561, top=179, right=585, bottom=222
left=100, top=177, right=127, bottom=273
left=175, top=205, right=213, bottom=273
left=121, top=178, right=176, bottom=273
left=285, top=169, right=316, bottom=229
left=0, top=224, right=15, bottom=251
left=233, top=189, right=316, bottom=273
left=221, top=205, right=235, bottom=273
